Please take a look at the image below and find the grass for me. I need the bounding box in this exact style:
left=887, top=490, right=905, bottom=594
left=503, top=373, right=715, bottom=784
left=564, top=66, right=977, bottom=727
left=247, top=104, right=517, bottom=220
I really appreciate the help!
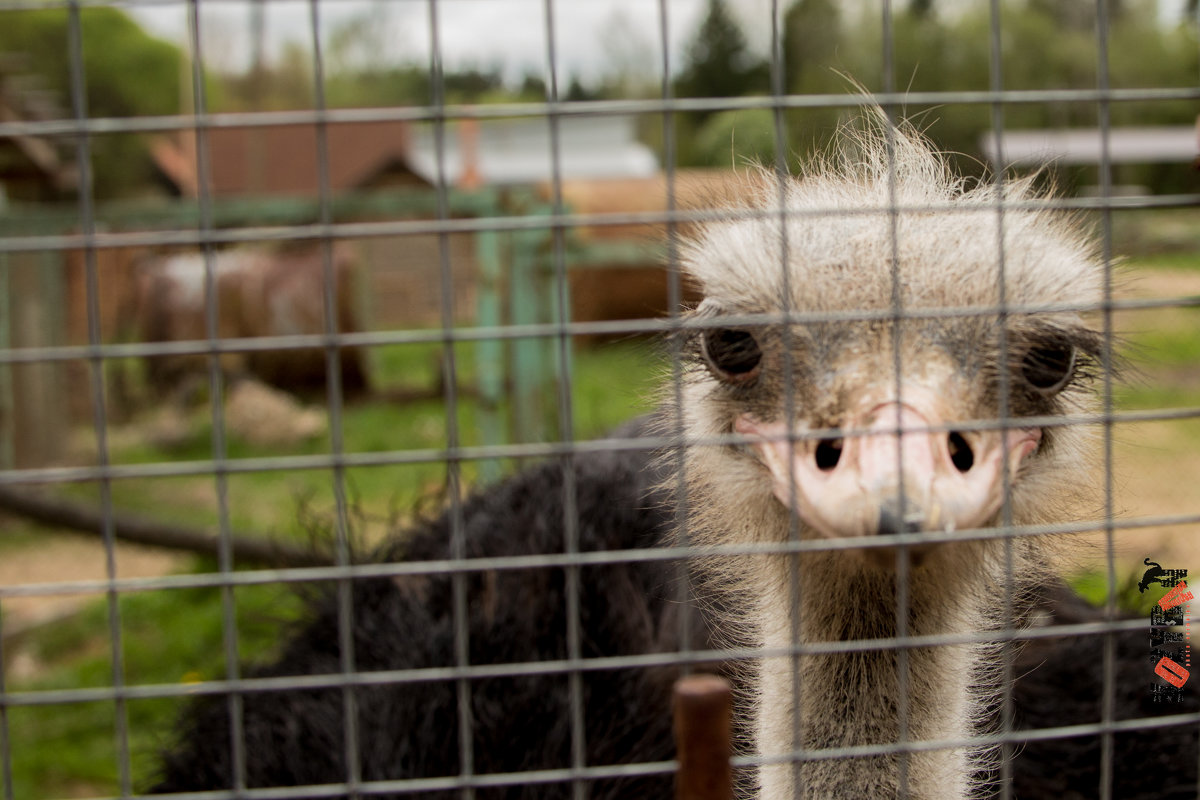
left=1127, top=252, right=1200, bottom=273
left=0, top=522, right=42, bottom=554
left=4, top=337, right=663, bottom=798
left=1068, top=567, right=1165, bottom=617
left=1110, top=247, right=1200, bottom=412
left=6, top=573, right=305, bottom=799
left=58, top=337, right=666, bottom=546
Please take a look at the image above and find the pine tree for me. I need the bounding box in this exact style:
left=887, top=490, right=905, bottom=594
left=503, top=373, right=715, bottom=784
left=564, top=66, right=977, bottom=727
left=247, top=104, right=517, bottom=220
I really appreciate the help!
left=675, top=0, right=767, bottom=114
left=782, top=0, right=841, bottom=93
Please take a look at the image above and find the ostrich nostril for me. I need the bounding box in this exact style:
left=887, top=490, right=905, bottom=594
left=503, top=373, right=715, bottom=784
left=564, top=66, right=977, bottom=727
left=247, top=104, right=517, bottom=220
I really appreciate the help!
left=947, top=431, right=974, bottom=473
left=815, top=438, right=843, bottom=471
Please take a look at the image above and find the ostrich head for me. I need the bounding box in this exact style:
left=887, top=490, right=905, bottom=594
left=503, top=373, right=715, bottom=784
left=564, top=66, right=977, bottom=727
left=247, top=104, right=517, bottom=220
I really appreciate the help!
left=676, top=117, right=1106, bottom=572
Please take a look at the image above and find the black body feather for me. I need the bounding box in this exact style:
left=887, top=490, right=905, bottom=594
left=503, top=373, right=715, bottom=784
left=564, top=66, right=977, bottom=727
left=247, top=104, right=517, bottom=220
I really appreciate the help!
left=151, top=417, right=1198, bottom=799
left=152, top=419, right=708, bottom=798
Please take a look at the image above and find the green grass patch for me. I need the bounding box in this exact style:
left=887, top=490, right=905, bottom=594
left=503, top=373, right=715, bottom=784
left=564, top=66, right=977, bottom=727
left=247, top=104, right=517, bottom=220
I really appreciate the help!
left=7, top=568, right=304, bottom=798
left=1111, top=255, right=1200, bottom=412
left=1127, top=252, right=1200, bottom=273
left=369, top=340, right=457, bottom=391
left=1068, top=567, right=1163, bottom=617
left=7, top=339, right=661, bottom=797
left=1115, top=383, right=1200, bottom=412
left=1129, top=320, right=1200, bottom=367
left=0, top=521, right=43, bottom=553
left=570, top=338, right=664, bottom=439
left=78, top=339, right=662, bottom=538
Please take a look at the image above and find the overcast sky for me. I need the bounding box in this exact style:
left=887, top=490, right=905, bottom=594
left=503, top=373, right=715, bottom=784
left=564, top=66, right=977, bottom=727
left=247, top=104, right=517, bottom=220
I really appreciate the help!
left=129, top=0, right=780, bottom=81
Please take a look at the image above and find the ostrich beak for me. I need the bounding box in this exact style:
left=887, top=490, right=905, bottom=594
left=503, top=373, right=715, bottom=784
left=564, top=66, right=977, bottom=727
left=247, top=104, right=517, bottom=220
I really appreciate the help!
left=734, top=398, right=1041, bottom=553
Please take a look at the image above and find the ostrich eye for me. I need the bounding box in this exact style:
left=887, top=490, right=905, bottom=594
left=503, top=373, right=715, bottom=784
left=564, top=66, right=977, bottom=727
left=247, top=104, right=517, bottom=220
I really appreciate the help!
left=702, top=328, right=762, bottom=383
left=1020, top=343, right=1077, bottom=394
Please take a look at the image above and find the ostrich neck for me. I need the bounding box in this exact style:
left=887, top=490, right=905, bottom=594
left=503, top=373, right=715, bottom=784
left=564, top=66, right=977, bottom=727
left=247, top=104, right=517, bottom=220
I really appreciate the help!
left=750, top=551, right=994, bottom=800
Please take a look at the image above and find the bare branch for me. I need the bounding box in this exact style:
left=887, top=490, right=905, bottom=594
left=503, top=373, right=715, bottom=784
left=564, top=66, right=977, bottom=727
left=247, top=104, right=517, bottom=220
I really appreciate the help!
left=0, top=485, right=332, bottom=569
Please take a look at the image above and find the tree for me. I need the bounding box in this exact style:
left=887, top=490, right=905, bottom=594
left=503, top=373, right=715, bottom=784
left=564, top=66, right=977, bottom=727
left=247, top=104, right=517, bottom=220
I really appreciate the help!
left=674, top=0, right=768, bottom=113
left=564, top=76, right=600, bottom=102
left=518, top=72, right=547, bottom=100
left=782, top=0, right=841, bottom=93
left=909, top=0, right=935, bottom=17
left=0, top=7, right=183, bottom=199
left=692, top=108, right=780, bottom=168
left=440, top=66, right=505, bottom=103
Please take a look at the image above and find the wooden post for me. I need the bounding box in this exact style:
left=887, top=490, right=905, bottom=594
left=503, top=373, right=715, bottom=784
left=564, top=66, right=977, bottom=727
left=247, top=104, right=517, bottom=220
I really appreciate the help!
left=474, top=219, right=505, bottom=482
left=3, top=249, right=68, bottom=468
left=673, top=674, right=734, bottom=800
left=509, top=207, right=555, bottom=445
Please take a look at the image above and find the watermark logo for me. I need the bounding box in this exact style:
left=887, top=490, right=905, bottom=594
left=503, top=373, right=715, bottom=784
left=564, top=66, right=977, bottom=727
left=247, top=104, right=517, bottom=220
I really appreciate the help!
left=1144, top=557, right=1192, bottom=703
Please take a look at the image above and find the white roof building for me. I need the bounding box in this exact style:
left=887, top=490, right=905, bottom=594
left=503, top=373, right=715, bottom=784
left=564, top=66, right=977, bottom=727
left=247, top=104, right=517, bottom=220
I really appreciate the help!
left=980, top=124, right=1199, bottom=167
left=407, top=115, right=660, bottom=186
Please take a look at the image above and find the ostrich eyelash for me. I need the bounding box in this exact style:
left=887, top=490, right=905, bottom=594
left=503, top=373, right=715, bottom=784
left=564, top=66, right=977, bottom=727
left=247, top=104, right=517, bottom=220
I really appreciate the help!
left=1008, top=327, right=1108, bottom=395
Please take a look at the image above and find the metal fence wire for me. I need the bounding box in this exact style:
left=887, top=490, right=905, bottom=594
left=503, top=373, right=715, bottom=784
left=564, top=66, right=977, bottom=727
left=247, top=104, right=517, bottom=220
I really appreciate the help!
left=1, top=0, right=1199, bottom=799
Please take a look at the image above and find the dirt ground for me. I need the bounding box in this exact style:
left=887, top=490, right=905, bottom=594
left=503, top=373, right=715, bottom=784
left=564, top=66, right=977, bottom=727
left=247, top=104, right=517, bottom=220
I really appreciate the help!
left=0, top=537, right=182, bottom=636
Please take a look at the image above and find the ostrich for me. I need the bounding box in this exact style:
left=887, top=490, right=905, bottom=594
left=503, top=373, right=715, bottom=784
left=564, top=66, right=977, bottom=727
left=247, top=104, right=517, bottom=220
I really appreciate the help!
left=152, top=115, right=1197, bottom=799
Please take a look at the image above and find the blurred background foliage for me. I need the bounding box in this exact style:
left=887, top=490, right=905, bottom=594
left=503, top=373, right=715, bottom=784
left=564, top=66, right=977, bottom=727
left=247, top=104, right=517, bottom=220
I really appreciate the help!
left=2, top=0, right=1196, bottom=199
left=0, top=7, right=187, bottom=197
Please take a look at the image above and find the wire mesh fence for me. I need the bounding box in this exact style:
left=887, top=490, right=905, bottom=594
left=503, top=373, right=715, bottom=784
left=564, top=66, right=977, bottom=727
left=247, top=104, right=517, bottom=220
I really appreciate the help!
left=1, top=1, right=1199, bottom=798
